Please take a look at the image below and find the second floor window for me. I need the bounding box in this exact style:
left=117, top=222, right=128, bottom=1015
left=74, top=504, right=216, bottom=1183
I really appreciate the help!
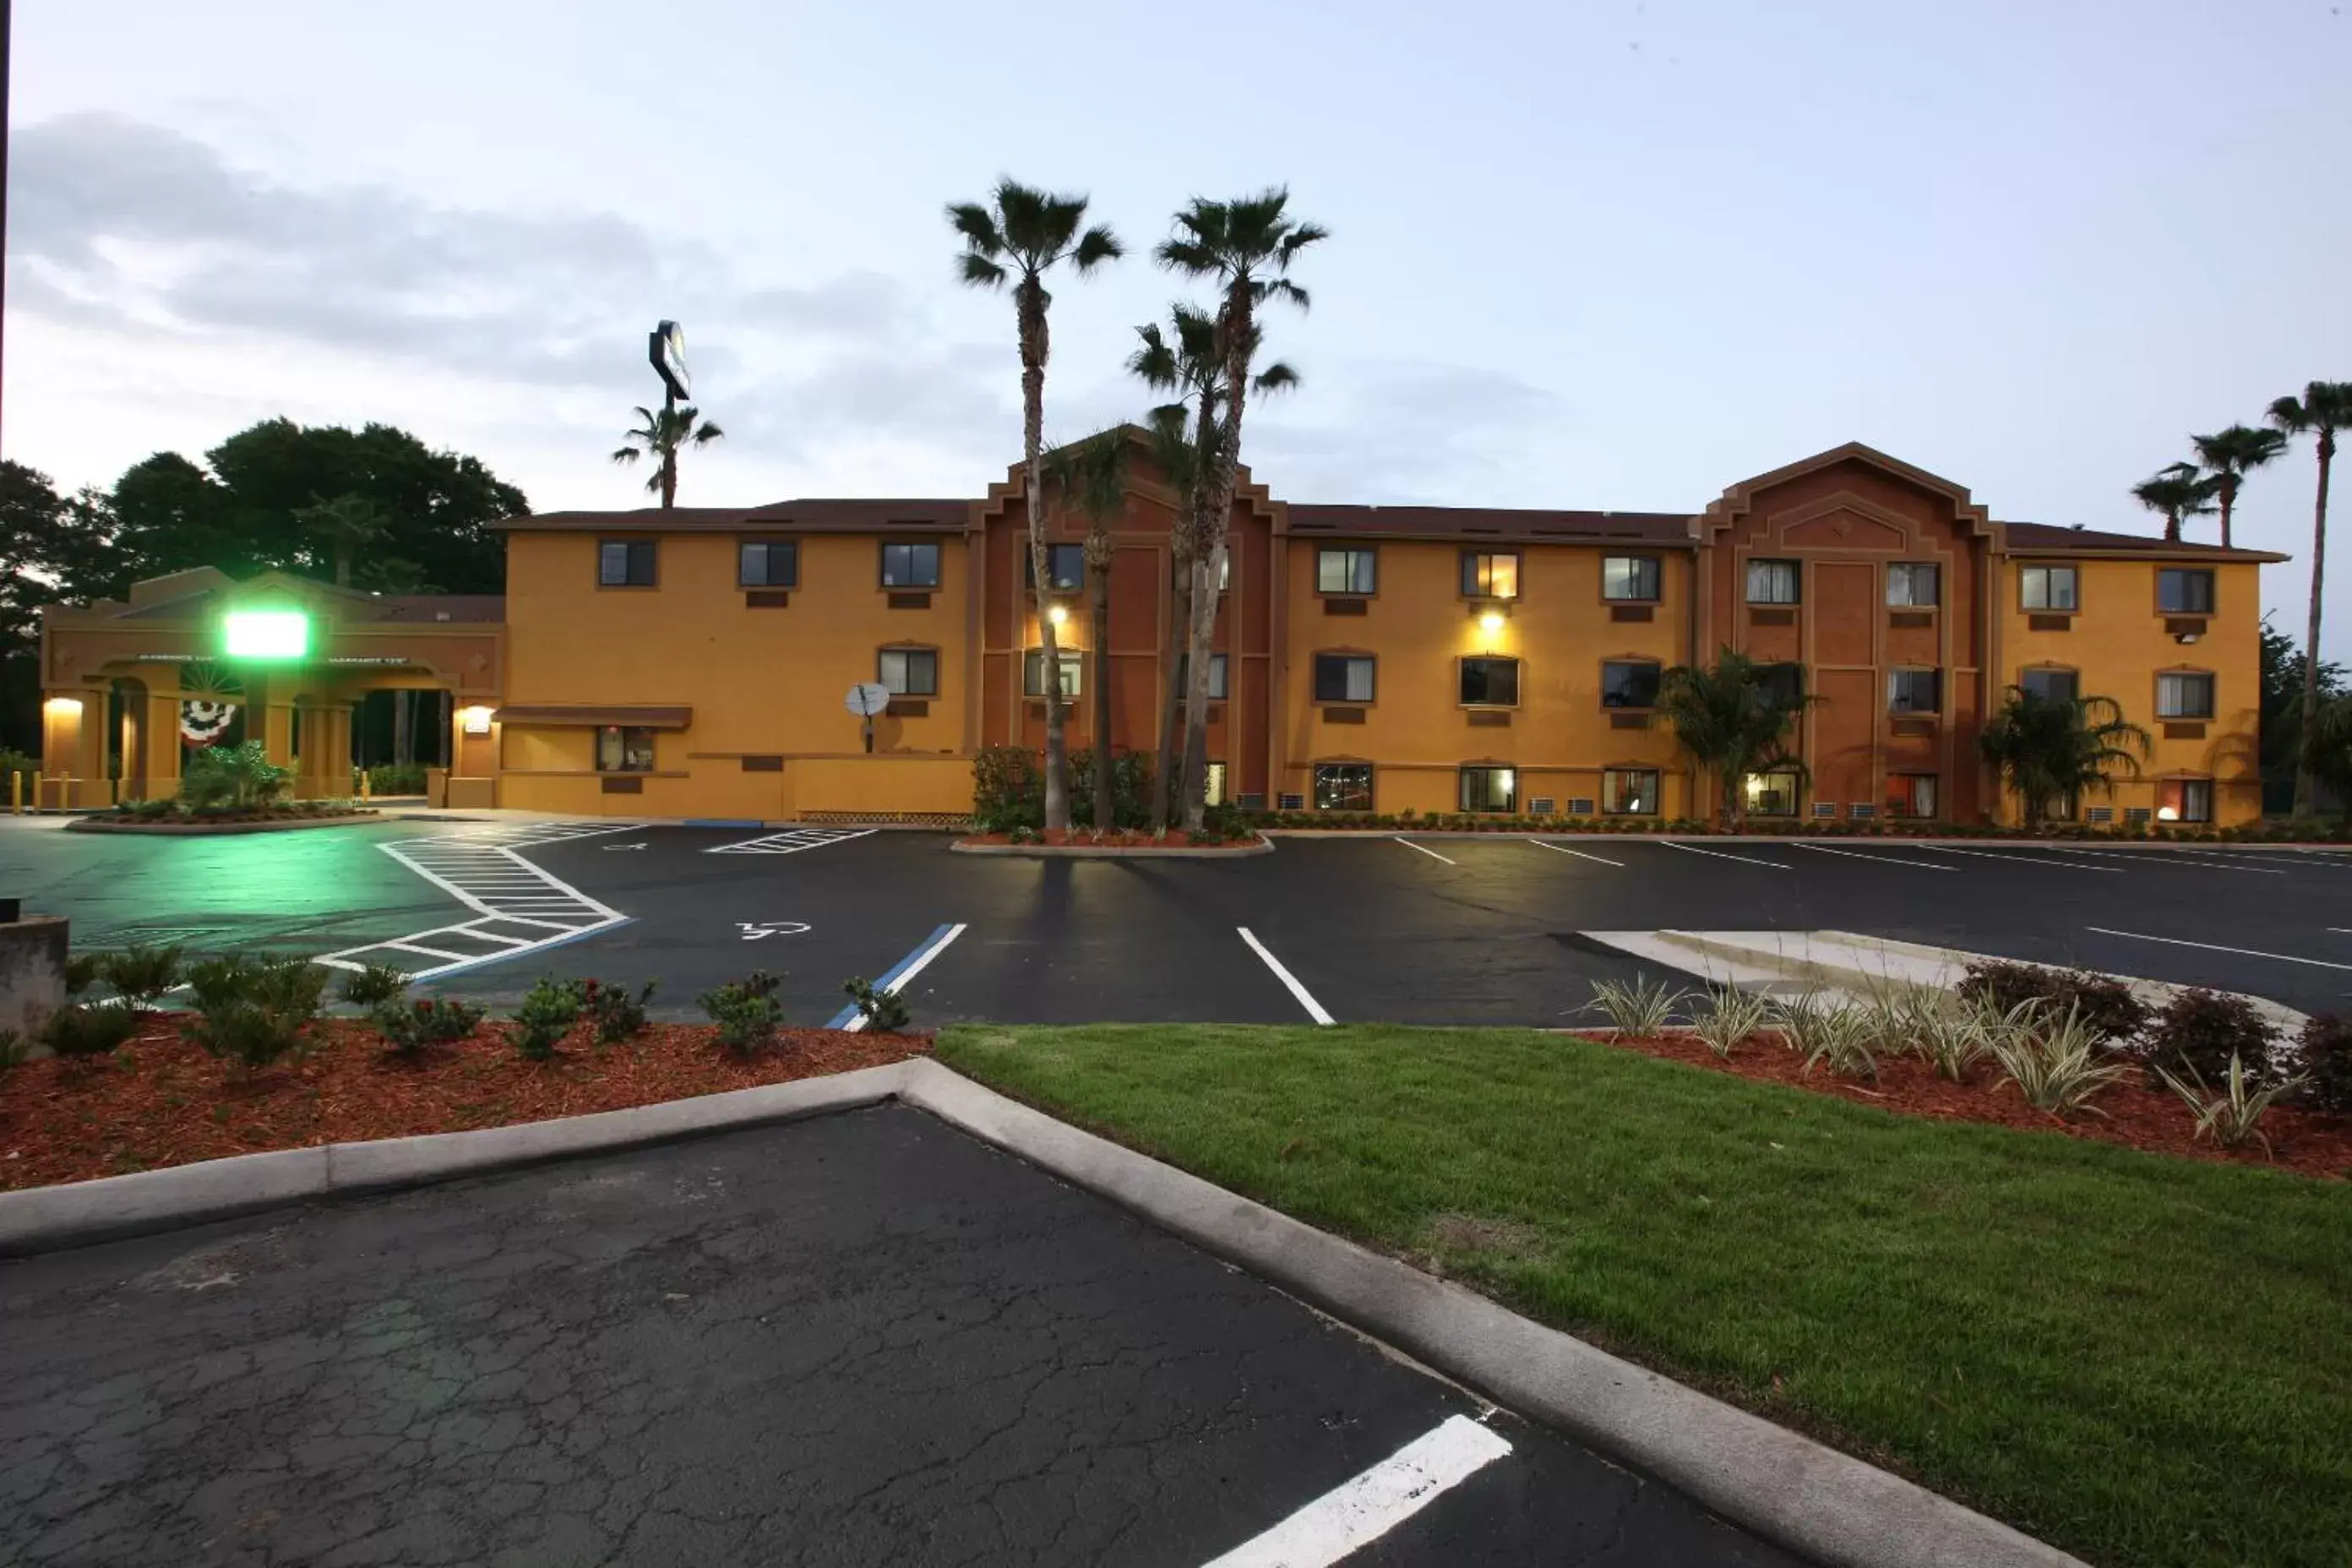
left=1602, top=555, right=1661, bottom=602
left=882, top=542, right=941, bottom=588
left=1314, top=653, right=1375, bottom=704
left=1023, top=649, right=1082, bottom=698
left=2021, top=667, right=2079, bottom=703
left=879, top=647, right=938, bottom=696
left=1746, top=558, right=1800, bottom=604
left=1459, top=656, right=1520, bottom=706
left=2158, top=671, right=2214, bottom=719
left=1602, top=659, right=1661, bottom=708
left=1460, top=550, right=1521, bottom=600
left=1317, top=548, right=1376, bottom=595
left=1886, top=563, right=1940, bottom=607
left=1025, top=543, right=1086, bottom=591
left=738, top=541, right=798, bottom=587
left=2021, top=564, right=2078, bottom=610
left=1889, top=667, right=1942, bottom=713
left=1176, top=652, right=1229, bottom=700
left=1758, top=662, right=1805, bottom=710
left=2159, top=568, right=2215, bottom=615
left=599, top=540, right=656, bottom=586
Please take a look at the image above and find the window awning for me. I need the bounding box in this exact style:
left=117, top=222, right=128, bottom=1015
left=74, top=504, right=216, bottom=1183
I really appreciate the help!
left=492, top=705, right=692, bottom=729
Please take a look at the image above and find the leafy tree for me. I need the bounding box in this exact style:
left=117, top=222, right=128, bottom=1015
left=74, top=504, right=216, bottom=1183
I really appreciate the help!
left=1045, top=430, right=1129, bottom=831
left=2310, top=695, right=2352, bottom=822
left=1156, top=188, right=1325, bottom=829
left=2268, top=380, right=2352, bottom=816
left=1976, top=688, right=2152, bottom=830
left=2257, top=616, right=2345, bottom=807
left=609, top=404, right=723, bottom=509
left=1657, top=651, right=1812, bottom=826
left=948, top=178, right=1123, bottom=833
left=1, top=466, right=128, bottom=752
left=2190, top=423, right=2288, bottom=550
left=2131, top=460, right=2219, bottom=545
left=294, top=493, right=392, bottom=588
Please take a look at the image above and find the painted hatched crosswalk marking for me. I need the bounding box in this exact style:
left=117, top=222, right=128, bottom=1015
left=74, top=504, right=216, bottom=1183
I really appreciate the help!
left=315, top=823, right=641, bottom=979
left=706, top=826, right=877, bottom=855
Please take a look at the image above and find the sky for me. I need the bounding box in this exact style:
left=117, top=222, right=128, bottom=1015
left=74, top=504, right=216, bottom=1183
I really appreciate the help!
left=5, top=0, right=2349, bottom=637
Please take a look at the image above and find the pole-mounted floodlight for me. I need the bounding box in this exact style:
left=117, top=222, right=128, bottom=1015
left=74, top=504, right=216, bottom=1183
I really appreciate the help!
left=649, top=320, right=690, bottom=411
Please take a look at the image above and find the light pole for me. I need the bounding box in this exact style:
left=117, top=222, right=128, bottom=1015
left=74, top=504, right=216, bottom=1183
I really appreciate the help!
left=648, top=320, right=689, bottom=505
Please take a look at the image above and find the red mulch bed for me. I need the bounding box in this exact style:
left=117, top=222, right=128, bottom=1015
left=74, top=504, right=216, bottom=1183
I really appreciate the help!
left=1, top=1015, right=928, bottom=1192
left=956, top=829, right=1263, bottom=851
left=1596, top=1028, right=2352, bottom=1179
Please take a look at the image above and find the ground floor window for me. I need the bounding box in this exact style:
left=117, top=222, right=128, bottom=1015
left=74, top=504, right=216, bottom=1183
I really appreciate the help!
left=1742, top=769, right=1802, bottom=816
left=1459, top=765, right=1516, bottom=814
left=879, top=647, right=938, bottom=696
left=1204, top=761, right=1228, bottom=808
left=596, top=725, right=655, bottom=773
left=1603, top=767, right=1659, bottom=814
left=1314, top=762, right=1373, bottom=812
left=1887, top=774, right=1939, bottom=818
left=1023, top=649, right=1083, bottom=699
left=2157, top=777, right=2213, bottom=824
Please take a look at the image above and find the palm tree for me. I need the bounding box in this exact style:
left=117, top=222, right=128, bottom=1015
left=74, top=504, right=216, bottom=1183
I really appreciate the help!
left=2190, top=424, right=2288, bottom=549
left=2131, top=461, right=2219, bottom=545
left=2268, top=381, right=2352, bottom=816
left=294, top=493, right=389, bottom=588
left=1156, top=189, right=1326, bottom=829
left=1976, top=688, right=2152, bottom=830
left=610, top=404, right=723, bottom=509
left=948, top=179, right=1123, bottom=833
left=1655, top=651, right=1811, bottom=826
left=1045, top=430, right=1129, bottom=832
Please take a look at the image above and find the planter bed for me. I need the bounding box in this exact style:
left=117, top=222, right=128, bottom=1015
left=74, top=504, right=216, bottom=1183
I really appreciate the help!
left=68, top=809, right=380, bottom=836
left=954, top=830, right=1271, bottom=857
left=0, top=1015, right=928, bottom=1191
left=1252, top=814, right=2352, bottom=845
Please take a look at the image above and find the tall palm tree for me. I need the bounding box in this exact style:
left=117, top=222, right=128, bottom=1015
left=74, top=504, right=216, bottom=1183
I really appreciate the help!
left=1045, top=430, right=1129, bottom=831
left=294, top=493, right=389, bottom=588
left=2269, top=381, right=2352, bottom=816
left=948, top=178, right=1123, bottom=833
left=1655, top=651, right=1811, bottom=826
left=2131, top=461, right=2219, bottom=545
left=610, top=404, right=723, bottom=509
left=1156, top=189, right=1325, bottom=829
left=1976, top=688, right=2152, bottom=830
left=2190, top=423, right=2288, bottom=549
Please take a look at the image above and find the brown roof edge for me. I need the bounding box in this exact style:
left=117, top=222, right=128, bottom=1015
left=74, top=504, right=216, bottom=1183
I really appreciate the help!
left=492, top=705, right=692, bottom=729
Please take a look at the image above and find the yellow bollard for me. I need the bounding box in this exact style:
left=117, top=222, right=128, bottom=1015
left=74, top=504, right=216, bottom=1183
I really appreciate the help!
left=8, top=768, right=19, bottom=814
left=359, top=769, right=372, bottom=802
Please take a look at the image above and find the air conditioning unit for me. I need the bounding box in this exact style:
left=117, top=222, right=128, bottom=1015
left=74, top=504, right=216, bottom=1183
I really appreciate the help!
left=2086, top=806, right=2115, bottom=824
left=1811, top=802, right=1838, bottom=819
left=1566, top=798, right=1596, bottom=816
left=1277, top=792, right=1305, bottom=812
left=1848, top=803, right=1877, bottom=819
left=1238, top=792, right=1266, bottom=810
left=1529, top=797, right=1557, bottom=816
left=2126, top=807, right=2152, bottom=824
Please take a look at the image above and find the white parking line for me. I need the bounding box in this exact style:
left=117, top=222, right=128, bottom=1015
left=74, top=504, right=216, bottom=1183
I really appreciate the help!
left=2048, top=847, right=2282, bottom=874
left=1200, top=1414, right=1511, bottom=1568
left=708, top=826, right=877, bottom=856
left=831, top=923, right=967, bottom=1032
left=1786, top=841, right=1954, bottom=871
left=2085, top=927, right=2352, bottom=972
left=1391, top=837, right=1456, bottom=865
left=1659, top=841, right=1787, bottom=868
left=1238, top=927, right=1335, bottom=1025
left=1910, top=843, right=2122, bottom=872
left=1527, top=839, right=1625, bottom=867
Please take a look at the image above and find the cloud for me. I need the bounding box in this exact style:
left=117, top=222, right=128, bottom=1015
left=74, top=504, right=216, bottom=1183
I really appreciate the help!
left=1249, top=359, right=1566, bottom=502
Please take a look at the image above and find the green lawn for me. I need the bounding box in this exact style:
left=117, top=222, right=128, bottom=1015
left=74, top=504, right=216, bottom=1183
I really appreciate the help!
left=935, top=1024, right=2352, bottom=1568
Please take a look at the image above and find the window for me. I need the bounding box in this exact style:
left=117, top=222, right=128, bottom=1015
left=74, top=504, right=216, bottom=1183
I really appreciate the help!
left=1024, top=543, right=1086, bottom=591
left=1758, top=662, right=1805, bottom=710
left=738, top=540, right=798, bottom=587
left=2021, top=564, right=2078, bottom=611
left=2020, top=667, right=2079, bottom=703
left=881, top=541, right=941, bottom=588
left=595, top=726, right=655, bottom=772
left=1459, top=765, right=1517, bottom=814
left=1887, top=775, right=1940, bottom=819
left=2157, top=671, right=2214, bottom=718
left=879, top=647, right=938, bottom=697
left=1602, top=556, right=1661, bottom=602
left=1023, top=649, right=1082, bottom=698
left=1314, top=653, right=1375, bottom=704
left=598, top=540, right=656, bottom=587
left=1316, top=548, right=1376, bottom=596
left=1314, top=762, right=1373, bottom=812
left=1460, top=551, right=1522, bottom=600
left=1459, top=656, right=1520, bottom=706
left=1203, top=762, right=1228, bottom=808
left=2047, top=788, right=2080, bottom=822
left=1743, top=769, right=1801, bottom=817
left=1888, top=667, right=1942, bottom=714
left=1602, top=767, right=1660, bottom=815
left=1176, top=652, right=1229, bottom=700
left=1886, top=563, right=1940, bottom=607
left=1601, top=659, right=1662, bottom=709
left=1217, top=551, right=1232, bottom=593
left=2158, top=569, right=2215, bottom=615
left=1745, top=558, right=1800, bottom=604
left=2157, top=777, right=2213, bottom=824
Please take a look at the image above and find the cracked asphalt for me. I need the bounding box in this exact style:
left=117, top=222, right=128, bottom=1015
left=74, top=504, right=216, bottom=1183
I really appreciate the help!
left=0, top=1108, right=1801, bottom=1566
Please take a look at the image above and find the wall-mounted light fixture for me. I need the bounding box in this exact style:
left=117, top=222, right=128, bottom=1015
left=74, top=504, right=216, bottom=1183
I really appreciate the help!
left=460, top=705, right=495, bottom=736
left=2174, top=630, right=2202, bottom=645
left=1047, top=604, right=1070, bottom=627
left=43, top=695, right=83, bottom=715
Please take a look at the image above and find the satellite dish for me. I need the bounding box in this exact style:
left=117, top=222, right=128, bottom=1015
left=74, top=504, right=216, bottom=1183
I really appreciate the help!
left=846, top=682, right=892, bottom=718
left=649, top=319, right=690, bottom=400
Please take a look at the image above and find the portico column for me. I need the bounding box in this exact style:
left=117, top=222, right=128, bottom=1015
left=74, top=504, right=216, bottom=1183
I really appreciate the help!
left=141, top=689, right=185, bottom=801
left=294, top=700, right=355, bottom=798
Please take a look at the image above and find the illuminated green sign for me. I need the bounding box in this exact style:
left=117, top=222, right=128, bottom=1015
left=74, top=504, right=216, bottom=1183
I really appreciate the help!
left=223, top=609, right=311, bottom=660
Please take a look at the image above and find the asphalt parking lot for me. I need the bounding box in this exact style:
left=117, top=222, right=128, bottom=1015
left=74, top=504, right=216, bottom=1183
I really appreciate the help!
left=6, top=815, right=2349, bottom=1024
left=0, top=1106, right=1799, bottom=1567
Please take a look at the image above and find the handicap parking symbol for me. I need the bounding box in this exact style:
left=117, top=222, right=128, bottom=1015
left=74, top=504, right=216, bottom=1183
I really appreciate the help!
left=737, top=921, right=813, bottom=941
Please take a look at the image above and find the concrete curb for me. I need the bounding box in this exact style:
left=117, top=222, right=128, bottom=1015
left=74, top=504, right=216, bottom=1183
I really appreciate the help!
left=63, top=812, right=384, bottom=836
left=949, top=834, right=1274, bottom=859
left=0, top=1054, right=2084, bottom=1568
left=1266, top=827, right=2352, bottom=849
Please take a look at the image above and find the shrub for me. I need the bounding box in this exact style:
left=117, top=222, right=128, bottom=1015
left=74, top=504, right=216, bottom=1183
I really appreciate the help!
left=0, top=747, right=35, bottom=804
left=63, top=953, right=100, bottom=995
left=365, top=762, right=428, bottom=795
left=2156, top=1053, right=2305, bottom=1157
left=841, top=976, right=911, bottom=1033
left=0, top=1026, right=29, bottom=1069
left=372, top=997, right=484, bottom=1055
left=2295, top=1014, right=2352, bottom=1113
left=698, top=971, right=781, bottom=1055
left=1957, top=959, right=2147, bottom=1047
left=1993, top=1006, right=2132, bottom=1117
left=1582, top=974, right=1686, bottom=1036
left=43, top=1002, right=140, bottom=1058
left=1691, top=988, right=1772, bottom=1059
left=509, top=976, right=585, bottom=1060
left=972, top=746, right=1043, bottom=832
left=182, top=954, right=327, bottom=1070
left=95, top=943, right=184, bottom=1016
left=582, top=977, right=657, bottom=1043
left=337, top=962, right=411, bottom=1009
left=1794, top=1005, right=1880, bottom=1081
left=1914, top=1002, right=1995, bottom=1081
left=180, top=741, right=291, bottom=812
left=2143, top=988, right=2277, bottom=1085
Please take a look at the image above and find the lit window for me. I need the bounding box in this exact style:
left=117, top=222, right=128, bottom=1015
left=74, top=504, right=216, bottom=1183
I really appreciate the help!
left=1314, top=763, right=1373, bottom=811
left=1317, top=548, right=1376, bottom=595
left=1022, top=649, right=1082, bottom=698
left=1888, top=667, right=1942, bottom=714
left=1602, top=556, right=1660, bottom=602
left=1602, top=767, right=1659, bottom=815
left=2157, top=672, right=2214, bottom=718
left=2158, top=569, right=2215, bottom=615
left=881, top=542, right=941, bottom=588
left=1024, top=544, right=1086, bottom=591
left=2021, top=564, right=2077, bottom=611
left=1314, top=654, right=1375, bottom=704
left=1461, top=551, right=1521, bottom=600
left=1459, top=656, right=1520, bottom=706
left=879, top=648, right=938, bottom=696
left=1746, top=559, right=1800, bottom=604
left=1742, top=769, right=1802, bottom=816
left=1203, top=762, right=1228, bottom=807
left=2157, top=777, right=2213, bottom=823
left=1886, top=563, right=1940, bottom=607
left=1459, top=765, right=1516, bottom=814
left=738, top=541, right=798, bottom=587
left=1601, top=660, right=1661, bottom=709
left=2021, top=667, right=2078, bottom=703
left=1887, top=775, right=1939, bottom=819
left=599, top=540, right=656, bottom=586
left=596, top=726, right=655, bottom=773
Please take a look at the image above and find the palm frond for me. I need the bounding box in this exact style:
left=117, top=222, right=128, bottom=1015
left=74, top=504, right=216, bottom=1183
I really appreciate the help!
left=945, top=201, right=1004, bottom=254
left=692, top=422, right=724, bottom=446
left=1253, top=362, right=1301, bottom=395
left=1070, top=224, right=1124, bottom=272
left=610, top=446, right=642, bottom=466
left=956, top=251, right=1009, bottom=290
